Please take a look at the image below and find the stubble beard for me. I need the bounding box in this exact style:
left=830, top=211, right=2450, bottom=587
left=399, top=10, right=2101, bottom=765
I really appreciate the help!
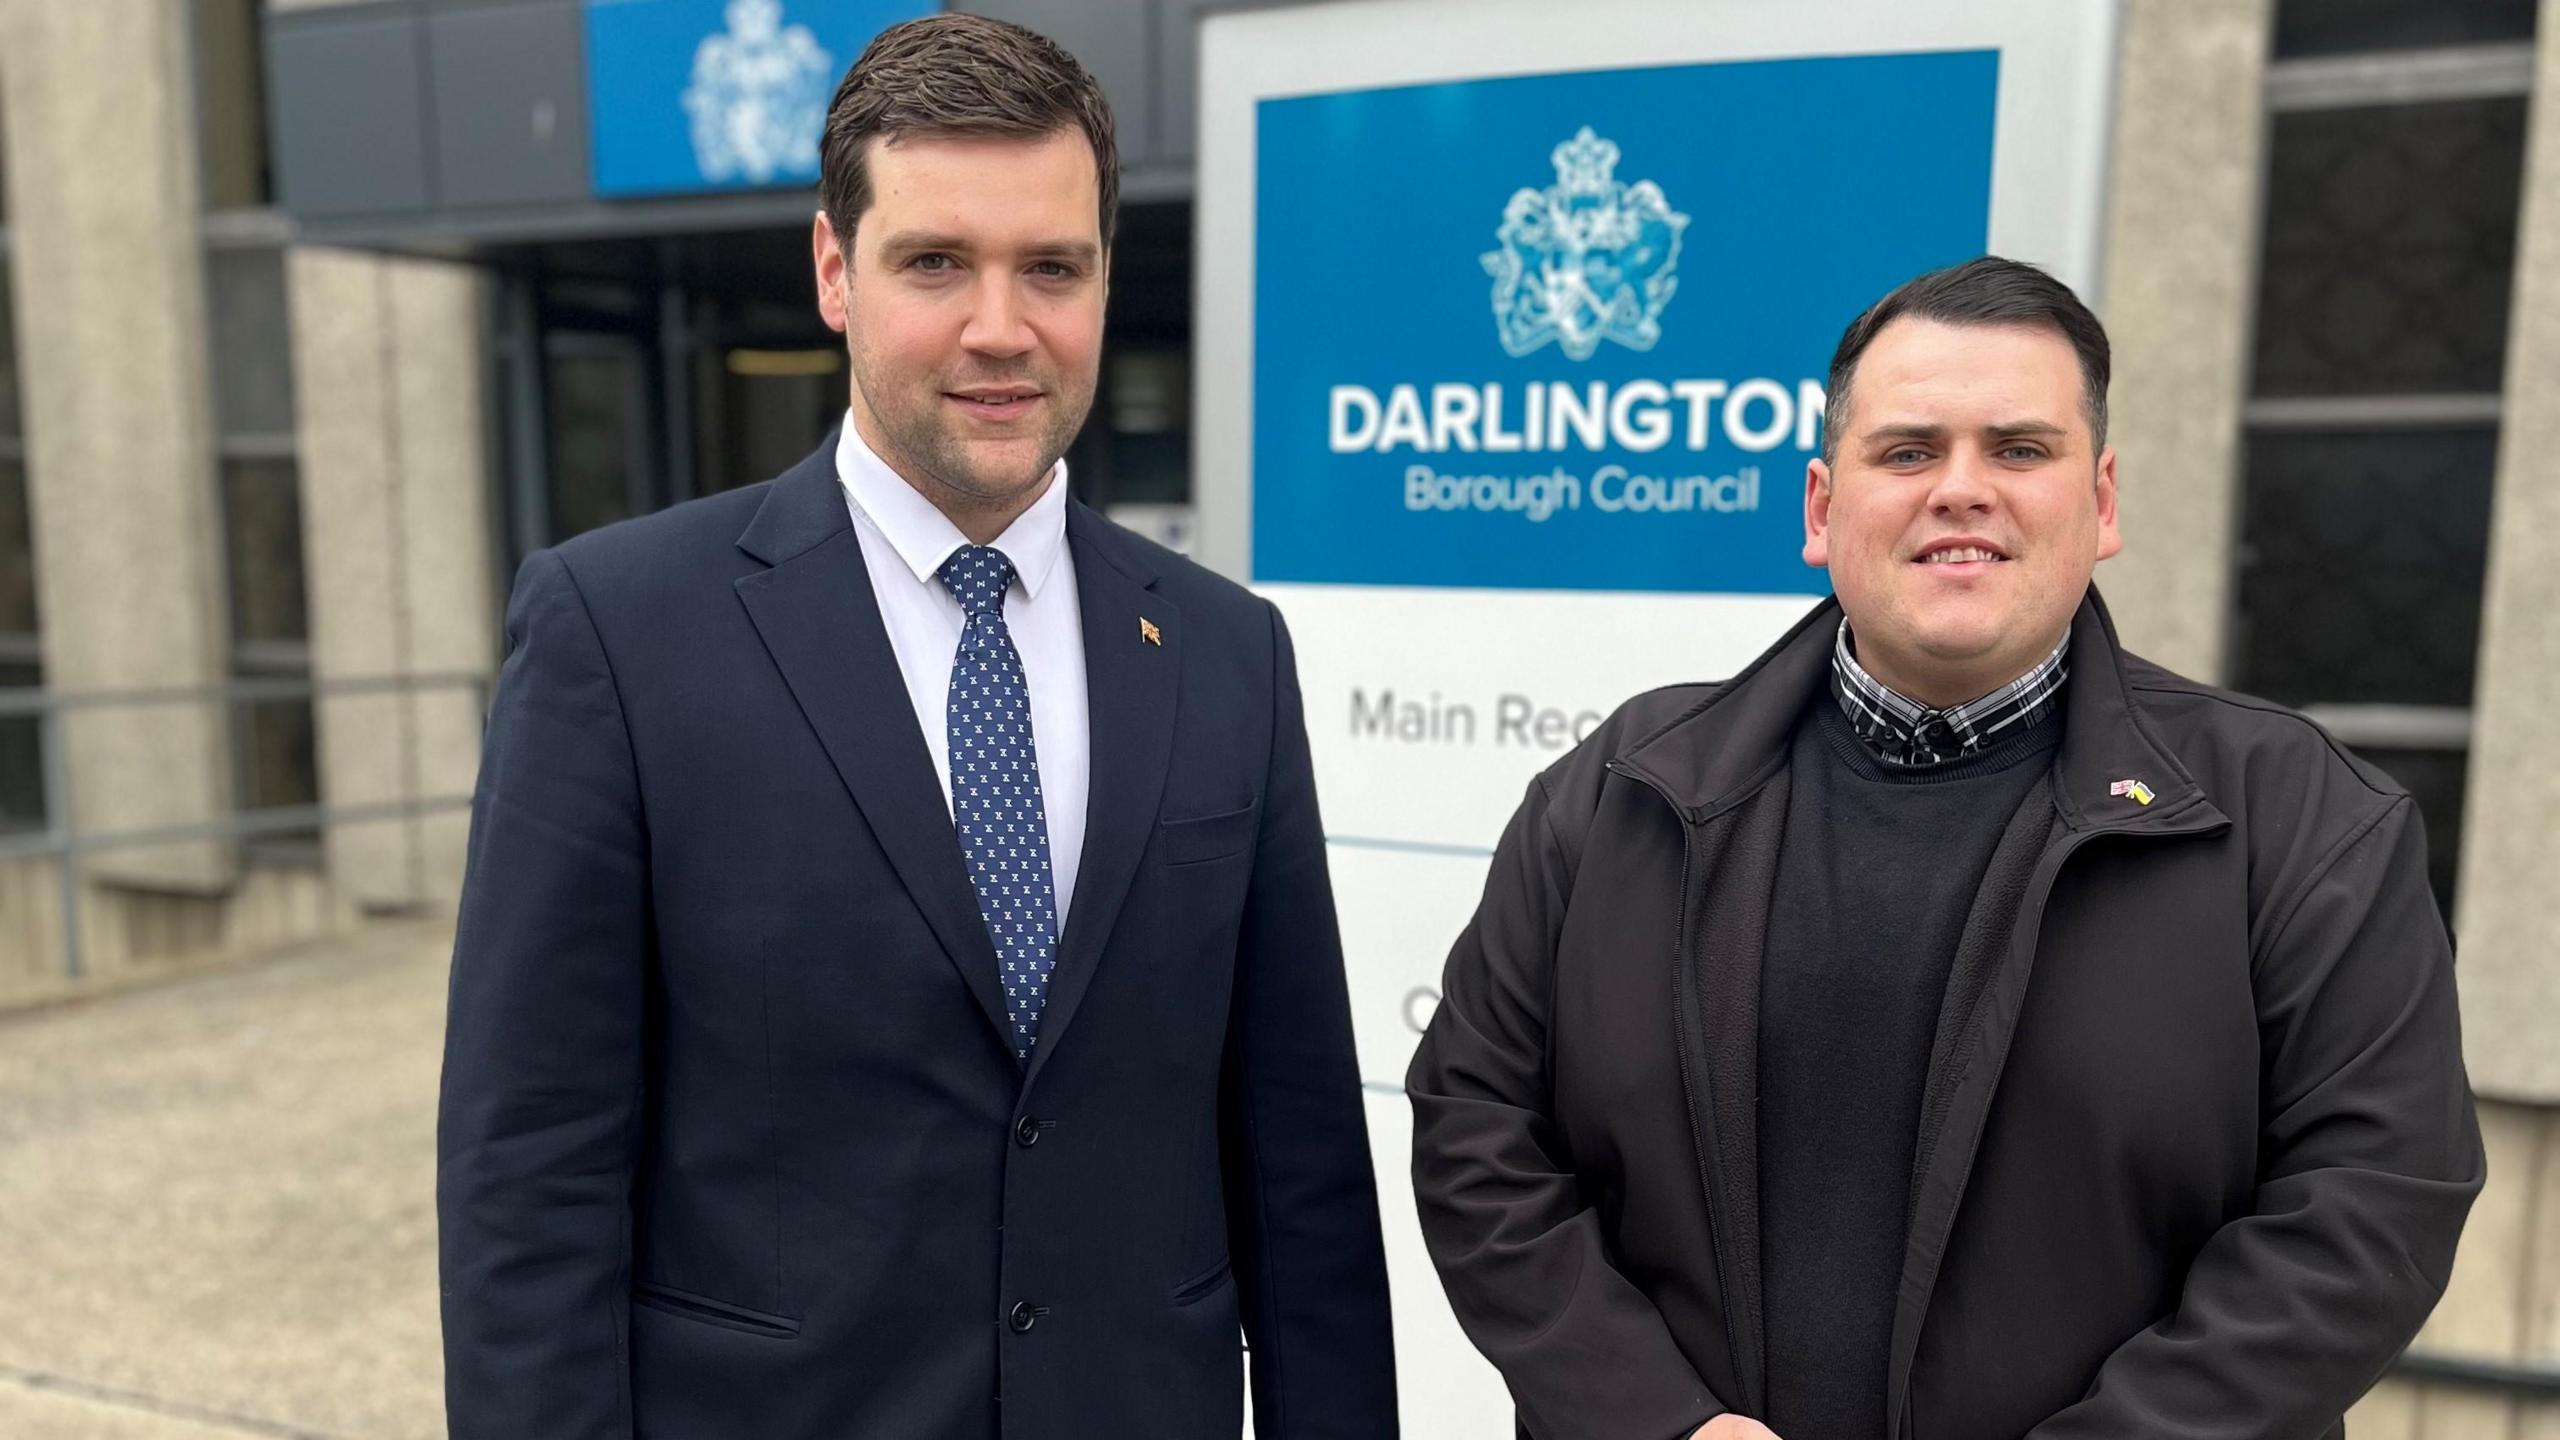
left=848, top=336, right=1093, bottom=528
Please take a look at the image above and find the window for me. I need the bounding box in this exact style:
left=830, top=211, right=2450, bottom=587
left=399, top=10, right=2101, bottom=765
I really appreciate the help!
left=2251, top=100, right=2525, bottom=398
left=2235, top=427, right=2495, bottom=710
left=193, top=0, right=274, bottom=211
left=0, top=250, right=40, bottom=834
left=697, top=344, right=842, bottom=496
left=0, top=662, right=39, bottom=835
left=2274, top=0, right=2537, bottom=58
left=191, top=0, right=312, bottom=851
left=206, top=242, right=316, bottom=849
left=1084, top=202, right=1195, bottom=512
left=207, top=246, right=297, bottom=437
left=546, top=334, right=658, bottom=540
left=2236, top=16, right=2534, bottom=914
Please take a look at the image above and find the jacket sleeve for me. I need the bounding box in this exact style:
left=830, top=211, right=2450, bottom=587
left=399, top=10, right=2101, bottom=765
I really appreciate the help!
left=2028, top=795, right=2484, bottom=1440
left=1222, top=601, right=1400, bottom=1438
left=1407, top=772, right=1725, bottom=1440
left=437, top=549, right=648, bottom=1440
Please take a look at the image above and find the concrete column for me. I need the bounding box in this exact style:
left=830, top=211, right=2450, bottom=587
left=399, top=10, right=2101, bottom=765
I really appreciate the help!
left=2455, top=0, right=2560, bottom=1105
left=289, top=248, right=496, bottom=912
left=0, top=0, right=235, bottom=892
left=2093, top=0, right=2272, bottom=682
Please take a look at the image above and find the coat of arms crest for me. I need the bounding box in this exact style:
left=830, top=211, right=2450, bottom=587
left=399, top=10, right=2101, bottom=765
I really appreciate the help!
left=1482, top=127, right=1691, bottom=361
left=681, top=0, right=836, bottom=185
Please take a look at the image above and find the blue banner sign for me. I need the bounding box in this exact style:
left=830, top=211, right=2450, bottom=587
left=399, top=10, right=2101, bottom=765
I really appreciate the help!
left=1252, top=51, right=2000, bottom=594
left=585, top=0, right=930, bottom=198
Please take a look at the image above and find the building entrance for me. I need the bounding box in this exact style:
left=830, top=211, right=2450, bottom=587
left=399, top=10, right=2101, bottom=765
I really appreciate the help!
left=489, top=224, right=840, bottom=572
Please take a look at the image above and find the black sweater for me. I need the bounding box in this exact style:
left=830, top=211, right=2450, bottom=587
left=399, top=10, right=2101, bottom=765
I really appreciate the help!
left=1758, top=700, right=2059, bottom=1440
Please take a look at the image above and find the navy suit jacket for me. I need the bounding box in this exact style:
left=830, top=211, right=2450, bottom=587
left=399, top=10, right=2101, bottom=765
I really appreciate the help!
left=437, top=439, right=1397, bottom=1439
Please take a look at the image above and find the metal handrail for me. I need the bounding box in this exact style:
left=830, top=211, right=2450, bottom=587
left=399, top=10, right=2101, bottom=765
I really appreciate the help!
left=0, top=671, right=489, bottom=981
left=0, top=794, right=475, bottom=864
left=2395, top=1346, right=2560, bottom=1398
left=0, top=670, right=492, bottom=717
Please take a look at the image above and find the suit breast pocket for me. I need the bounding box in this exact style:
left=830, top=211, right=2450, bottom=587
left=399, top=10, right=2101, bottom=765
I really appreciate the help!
left=1157, top=799, right=1259, bottom=868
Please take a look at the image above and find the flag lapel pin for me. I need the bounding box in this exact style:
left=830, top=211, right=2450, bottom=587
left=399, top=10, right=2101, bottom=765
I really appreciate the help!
left=2109, top=778, right=2156, bottom=806
left=1139, top=617, right=1162, bottom=646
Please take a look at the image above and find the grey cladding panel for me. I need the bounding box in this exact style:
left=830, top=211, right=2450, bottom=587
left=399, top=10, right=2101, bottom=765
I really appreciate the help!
left=266, top=11, right=432, bottom=216
left=955, top=0, right=1158, bottom=166
left=1156, top=0, right=1216, bottom=165
left=427, top=2, right=593, bottom=208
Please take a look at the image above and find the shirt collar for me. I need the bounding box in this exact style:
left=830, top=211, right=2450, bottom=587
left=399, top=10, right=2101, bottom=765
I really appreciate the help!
left=834, top=412, right=1070, bottom=599
left=1831, top=619, right=2071, bottom=768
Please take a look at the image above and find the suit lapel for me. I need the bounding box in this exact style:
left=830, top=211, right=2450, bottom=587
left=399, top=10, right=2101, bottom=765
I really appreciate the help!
left=732, top=447, right=1014, bottom=1051
left=1023, top=505, right=1180, bottom=1090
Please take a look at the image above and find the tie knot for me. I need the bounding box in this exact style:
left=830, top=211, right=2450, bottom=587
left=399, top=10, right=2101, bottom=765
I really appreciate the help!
left=938, top=545, right=1017, bottom=619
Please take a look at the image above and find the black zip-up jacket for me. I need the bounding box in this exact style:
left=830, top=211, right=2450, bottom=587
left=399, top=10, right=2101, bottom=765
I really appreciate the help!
left=1409, top=590, right=2484, bottom=1440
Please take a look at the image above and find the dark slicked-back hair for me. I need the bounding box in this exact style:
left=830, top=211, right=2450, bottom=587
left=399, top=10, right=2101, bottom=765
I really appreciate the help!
left=1821, top=256, right=2110, bottom=464
left=819, top=13, right=1119, bottom=252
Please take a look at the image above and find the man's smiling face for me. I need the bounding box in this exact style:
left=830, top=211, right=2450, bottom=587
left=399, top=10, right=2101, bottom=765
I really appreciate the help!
left=814, top=126, right=1107, bottom=536
left=1803, top=316, right=2121, bottom=707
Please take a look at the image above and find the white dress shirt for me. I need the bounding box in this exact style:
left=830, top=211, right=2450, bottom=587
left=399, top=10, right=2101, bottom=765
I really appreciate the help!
left=835, top=416, right=1090, bottom=934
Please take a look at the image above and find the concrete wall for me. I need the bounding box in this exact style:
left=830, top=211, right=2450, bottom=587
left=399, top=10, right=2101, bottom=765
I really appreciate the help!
left=2455, top=0, right=2560, bottom=1107
left=0, top=0, right=235, bottom=892
left=0, top=852, right=358, bottom=1007
left=2094, top=0, right=2270, bottom=682
left=289, top=247, right=495, bottom=913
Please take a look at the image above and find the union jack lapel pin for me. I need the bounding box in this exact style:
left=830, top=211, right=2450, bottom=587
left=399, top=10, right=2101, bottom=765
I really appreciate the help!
left=1139, top=616, right=1162, bottom=646
left=2109, top=778, right=2156, bottom=806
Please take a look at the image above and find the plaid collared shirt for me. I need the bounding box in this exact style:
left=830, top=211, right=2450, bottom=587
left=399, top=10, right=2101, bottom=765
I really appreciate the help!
left=1831, top=620, right=2071, bottom=768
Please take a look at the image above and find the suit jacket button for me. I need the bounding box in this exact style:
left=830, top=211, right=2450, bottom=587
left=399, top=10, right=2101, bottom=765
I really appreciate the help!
left=1008, top=1300, right=1040, bottom=1333
left=1015, top=1115, right=1041, bottom=1148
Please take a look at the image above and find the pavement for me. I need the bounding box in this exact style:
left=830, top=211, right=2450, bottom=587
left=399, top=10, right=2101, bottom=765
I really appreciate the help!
left=0, top=921, right=455, bottom=1439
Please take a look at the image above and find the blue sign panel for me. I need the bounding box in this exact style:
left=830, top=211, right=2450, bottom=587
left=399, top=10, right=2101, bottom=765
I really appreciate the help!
left=1252, top=51, right=2000, bottom=594
left=585, top=0, right=930, bottom=198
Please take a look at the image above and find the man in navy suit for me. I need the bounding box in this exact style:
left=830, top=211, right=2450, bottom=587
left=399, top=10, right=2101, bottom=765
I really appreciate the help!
left=436, top=15, right=1397, bottom=1438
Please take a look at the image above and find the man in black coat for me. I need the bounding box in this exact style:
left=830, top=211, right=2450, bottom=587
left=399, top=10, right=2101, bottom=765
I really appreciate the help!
left=1409, top=256, right=2482, bottom=1440
left=438, top=15, right=1395, bottom=1438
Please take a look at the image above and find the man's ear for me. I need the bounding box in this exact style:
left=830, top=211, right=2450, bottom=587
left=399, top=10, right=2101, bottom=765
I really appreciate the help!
left=2093, top=444, right=2122, bottom=562
left=1803, top=457, right=1834, bottom=569
left=812, top=211, right=850, bottom=334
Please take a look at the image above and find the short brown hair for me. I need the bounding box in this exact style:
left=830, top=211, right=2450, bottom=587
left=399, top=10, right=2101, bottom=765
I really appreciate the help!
left=819, top=14, right=1120, bottom=252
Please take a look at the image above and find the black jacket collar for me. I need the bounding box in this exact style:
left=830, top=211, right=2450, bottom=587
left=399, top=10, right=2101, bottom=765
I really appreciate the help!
left=1614, top=587, right=2224, bottom=836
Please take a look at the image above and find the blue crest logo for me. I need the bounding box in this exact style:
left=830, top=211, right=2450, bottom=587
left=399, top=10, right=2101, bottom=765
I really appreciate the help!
left=681, top=0, right=836, bottom=185
left=1482, top=128, right=1691, bottom=361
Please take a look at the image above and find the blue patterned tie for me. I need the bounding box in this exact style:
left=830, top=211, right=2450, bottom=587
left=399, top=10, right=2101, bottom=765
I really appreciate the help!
left=938, top=546, right=1058, bottom=1062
